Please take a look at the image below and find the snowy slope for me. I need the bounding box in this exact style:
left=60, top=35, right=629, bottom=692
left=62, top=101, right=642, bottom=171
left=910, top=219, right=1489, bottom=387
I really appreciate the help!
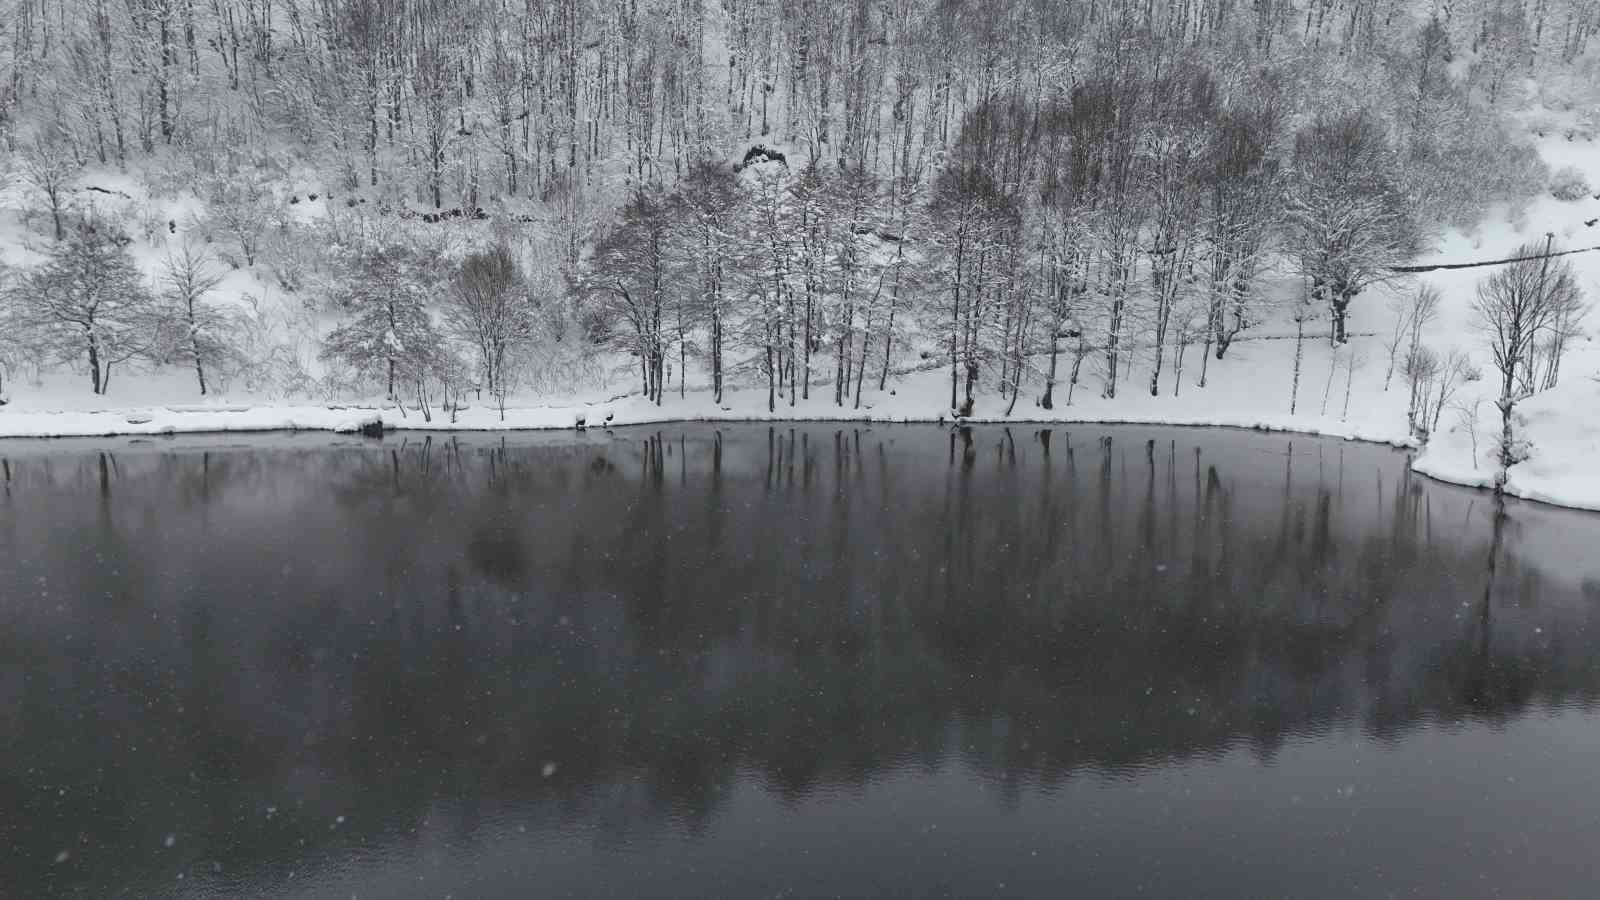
left=2, top=116, right=1599, bottom=512
left=1408, top=111, right=1600, bottom=511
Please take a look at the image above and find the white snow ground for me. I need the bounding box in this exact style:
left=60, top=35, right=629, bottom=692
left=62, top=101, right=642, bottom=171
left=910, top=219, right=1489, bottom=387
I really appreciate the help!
left=3, top=110, right=1600, bottom=511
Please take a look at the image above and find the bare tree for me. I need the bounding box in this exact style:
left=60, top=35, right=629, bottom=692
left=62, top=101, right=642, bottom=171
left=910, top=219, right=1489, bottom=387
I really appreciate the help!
left=411, top=36, right=457, bottom=210
left=158, top=241, right=232, bottom=395
left=1471, top=244, right=1584, bottom=483
left=1451, top=399, right=1485, bottom=470
left=1538, top=300, right=1584, bottom=391
left=1144, top=64, right=1215, bottom=396
left=202, top=168, right=274, bottom=267
left=14, top=219, right=157, bottom=394
left=1288, top=280, right=1312, bottom=414
left=443, top=245, right=533, bottom=415
left=1341, top=348, right=1368, bottom=421
left=1286, top=111, right=1419, bottom=344
left=1402, top=344, right=1441, bottom=437
left=0, top=260, right=16, bottom=401
left=1384, top=283, right=1440, bottom=391
left=736, top=162, right=797, bottom=413
left=1199, top=71, right=1283, bottom=376
left=321, top=244, right=443, bottom=401
left=1428, top=348, right=1479, bottom=436
left=22, top=129, right=82, bottom=241
left=928, top=163, right=1011, bottom=415
left=668, top=160, right=740, bottom=404
left=590, top=188, right=672, bottom=405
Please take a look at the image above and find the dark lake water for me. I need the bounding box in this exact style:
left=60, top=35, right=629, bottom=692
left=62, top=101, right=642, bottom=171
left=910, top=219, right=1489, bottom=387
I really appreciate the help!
left=3, top=424, right=1600, bottom=899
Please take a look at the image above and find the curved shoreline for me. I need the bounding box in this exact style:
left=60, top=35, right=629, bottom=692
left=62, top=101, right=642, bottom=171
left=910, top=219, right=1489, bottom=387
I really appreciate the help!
left=0, top=401, right=1418, bottom=445
left=7, top=399, right=1593, bottom=514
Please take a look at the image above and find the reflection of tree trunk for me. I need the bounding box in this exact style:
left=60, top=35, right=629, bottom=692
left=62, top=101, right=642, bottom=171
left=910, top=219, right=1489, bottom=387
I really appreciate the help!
left=1275, top=441, right=1294, bottom=562
left=1166, top=441, right=1179, bottom=553
left=1140, top=439, right=1156, bottom=554
left=1466, top=495, right=1506, bottom=711
left=1098, top=437, right=1113, bottom=560
left=785, top=429, right=797, bottom=490
left=765, top=427, right=775, bottom=492
left=1038, top=431, right=1059, bottom=567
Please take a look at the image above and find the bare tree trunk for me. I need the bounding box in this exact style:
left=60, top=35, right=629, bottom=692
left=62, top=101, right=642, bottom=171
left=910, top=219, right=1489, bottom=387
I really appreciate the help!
left=853, top=312, right=871, bottom=410
left=1173, top=335, right=1188, bottom=397
left=416, top=376, right=432, bottom=422
left=878, top=250, right=904, bottom=391
left=86, top=328, right=103, bottom=394
left=712, top=310, right=723, bottom=403
left=1321, top=347, right=1338, bottom=415
left=1289, top=313, right=1305, bottom=414
left=1104, top=249, right=1128, bottom=399
left=1341, top=351, right=1357, bottom=421
left=949, top=236, right=964, bottom=411
left=766, top=340, right=776, bottom=412
left=803, top=281, right=813, bottom=401
left=1496, top=397, right=1515, bottom=490
left=1067, top=339, right=1087, bottom=406
left=1331, top=289, right=1352, bottom=344
left=1042, top=327, right=1059, bottom=410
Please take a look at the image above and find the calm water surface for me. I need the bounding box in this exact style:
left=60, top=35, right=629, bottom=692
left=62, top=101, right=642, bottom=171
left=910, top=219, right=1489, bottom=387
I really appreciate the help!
left=3, top=425, right=1600, bottom=899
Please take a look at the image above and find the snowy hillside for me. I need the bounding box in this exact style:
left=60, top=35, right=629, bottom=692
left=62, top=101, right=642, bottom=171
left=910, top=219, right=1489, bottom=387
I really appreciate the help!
left=2, top=0, right=1599, bottom=509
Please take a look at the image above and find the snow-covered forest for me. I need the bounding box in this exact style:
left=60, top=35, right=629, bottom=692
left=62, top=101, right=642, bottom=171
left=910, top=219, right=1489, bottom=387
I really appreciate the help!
left=1, top=0, right=1599, bottom=501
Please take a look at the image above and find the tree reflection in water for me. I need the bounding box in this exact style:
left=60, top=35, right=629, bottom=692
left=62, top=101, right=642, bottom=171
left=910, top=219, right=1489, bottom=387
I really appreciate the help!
left=0, top=425, right=1597, bottom=898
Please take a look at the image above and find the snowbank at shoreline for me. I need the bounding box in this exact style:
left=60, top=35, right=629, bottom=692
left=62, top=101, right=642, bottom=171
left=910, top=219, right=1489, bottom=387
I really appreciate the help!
left=1413, top=377, right=1600, bottom=512
left=5, top=110, right=1600, bottom=512
left=5, top=356, right=1596, bottom=511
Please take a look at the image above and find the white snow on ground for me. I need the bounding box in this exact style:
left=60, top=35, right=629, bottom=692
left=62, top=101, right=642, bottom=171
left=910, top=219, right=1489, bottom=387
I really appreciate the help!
left=1404, top=107, right=1600, bottom=512
left=4, top=112, right=1600, bottom=512
left=0, top=327, right=1427, bottom=443
left=1413, top=378, right=1600, bottom=510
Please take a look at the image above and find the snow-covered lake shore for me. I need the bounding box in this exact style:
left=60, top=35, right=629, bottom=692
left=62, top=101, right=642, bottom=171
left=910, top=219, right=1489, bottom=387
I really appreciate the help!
left=6, top=358, right=1596, bottom=513
left=6, top=114, right=1600, bottom=514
